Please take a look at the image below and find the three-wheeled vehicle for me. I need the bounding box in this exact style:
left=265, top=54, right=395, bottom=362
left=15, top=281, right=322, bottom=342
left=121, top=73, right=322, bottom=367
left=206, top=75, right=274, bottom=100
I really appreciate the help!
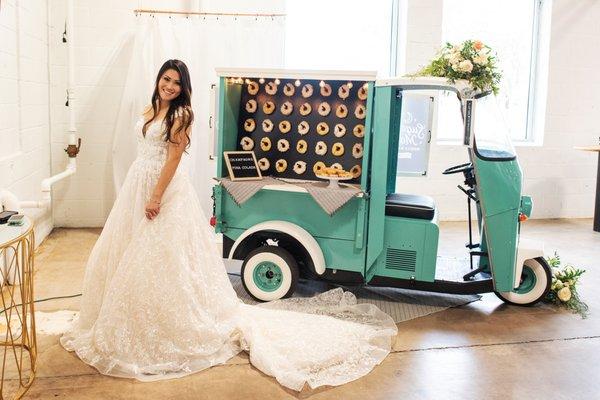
left=212, top=68, right=551, bottom=306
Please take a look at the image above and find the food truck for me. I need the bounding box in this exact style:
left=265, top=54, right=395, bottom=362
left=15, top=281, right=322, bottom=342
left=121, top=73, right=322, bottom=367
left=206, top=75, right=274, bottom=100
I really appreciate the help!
left=211, top=68, right=550, bottom=306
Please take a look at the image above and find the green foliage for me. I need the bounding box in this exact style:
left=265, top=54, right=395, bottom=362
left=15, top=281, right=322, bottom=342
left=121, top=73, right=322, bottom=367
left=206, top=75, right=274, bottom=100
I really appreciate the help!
left=544, top=252, right=589, bottom=318
left=413, top=40, right=502, bottom=95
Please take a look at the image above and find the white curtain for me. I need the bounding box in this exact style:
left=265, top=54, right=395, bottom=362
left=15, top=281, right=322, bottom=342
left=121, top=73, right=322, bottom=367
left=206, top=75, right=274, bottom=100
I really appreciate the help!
left=112, top=14, right=285, bottom=215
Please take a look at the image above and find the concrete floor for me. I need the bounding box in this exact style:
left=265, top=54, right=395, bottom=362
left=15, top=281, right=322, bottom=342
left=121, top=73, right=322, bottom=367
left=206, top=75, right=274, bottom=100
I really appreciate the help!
left=3, top=219, right=599, bottom=399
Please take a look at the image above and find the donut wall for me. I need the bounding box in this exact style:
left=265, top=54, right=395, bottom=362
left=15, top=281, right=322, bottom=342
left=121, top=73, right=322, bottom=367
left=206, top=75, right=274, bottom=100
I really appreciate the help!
left=235, top=77, right=369, bottom=184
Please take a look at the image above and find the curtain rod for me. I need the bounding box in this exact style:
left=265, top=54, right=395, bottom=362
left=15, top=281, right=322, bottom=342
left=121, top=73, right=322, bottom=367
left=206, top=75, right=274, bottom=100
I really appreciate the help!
left=133, top=9, right=286, bottom=17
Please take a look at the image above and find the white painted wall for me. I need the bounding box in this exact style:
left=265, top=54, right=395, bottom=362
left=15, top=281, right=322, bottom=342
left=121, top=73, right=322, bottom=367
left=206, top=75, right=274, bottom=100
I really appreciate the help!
left=0, top=0, right=53, bottom=243
left=397, top=0, right=598, bottom=220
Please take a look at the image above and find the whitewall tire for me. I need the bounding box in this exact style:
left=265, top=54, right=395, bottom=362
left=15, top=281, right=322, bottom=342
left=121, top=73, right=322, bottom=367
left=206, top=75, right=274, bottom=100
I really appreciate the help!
left=241, top=246, right=299, bottom=302
left=495, top=257, right=551, bottom=306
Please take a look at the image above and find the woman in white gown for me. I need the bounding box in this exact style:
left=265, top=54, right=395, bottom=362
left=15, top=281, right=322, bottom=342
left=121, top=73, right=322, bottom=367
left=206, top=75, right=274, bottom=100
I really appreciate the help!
left=60, top=59, right=397, bottom=391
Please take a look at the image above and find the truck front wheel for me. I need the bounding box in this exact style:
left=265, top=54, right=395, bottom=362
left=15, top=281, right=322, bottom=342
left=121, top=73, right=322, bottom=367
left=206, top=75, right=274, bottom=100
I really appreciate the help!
left=495, top=257, right=551, bottom=306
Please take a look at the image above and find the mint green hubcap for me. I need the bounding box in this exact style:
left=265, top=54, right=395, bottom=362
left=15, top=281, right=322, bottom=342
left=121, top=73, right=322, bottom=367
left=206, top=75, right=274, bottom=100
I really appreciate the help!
left=514, top=266, right=537, bottom=294
left=253, top=261, right=284, bottom=292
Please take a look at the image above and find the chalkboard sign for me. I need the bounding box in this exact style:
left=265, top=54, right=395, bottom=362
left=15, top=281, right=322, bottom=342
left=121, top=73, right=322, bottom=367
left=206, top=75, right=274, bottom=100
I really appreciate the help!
left=223, top=151, right=262, bottom=181
left=397, top=94, right=433, bottom=176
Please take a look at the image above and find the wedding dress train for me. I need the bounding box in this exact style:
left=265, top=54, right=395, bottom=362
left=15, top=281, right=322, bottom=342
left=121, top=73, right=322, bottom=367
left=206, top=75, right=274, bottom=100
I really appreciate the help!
left=60, top=110, right=397, bottom=391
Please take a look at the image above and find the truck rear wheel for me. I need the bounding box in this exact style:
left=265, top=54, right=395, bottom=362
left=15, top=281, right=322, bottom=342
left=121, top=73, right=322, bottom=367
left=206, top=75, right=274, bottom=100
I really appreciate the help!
left=241, top=246, right=299, bottom=302
left=495, top=257, right=551, bottom=306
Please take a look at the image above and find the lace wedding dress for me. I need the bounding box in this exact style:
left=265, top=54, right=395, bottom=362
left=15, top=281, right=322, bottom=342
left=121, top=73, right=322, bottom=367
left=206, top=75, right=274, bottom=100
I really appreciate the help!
left=60, top=109, right=397, bottom=391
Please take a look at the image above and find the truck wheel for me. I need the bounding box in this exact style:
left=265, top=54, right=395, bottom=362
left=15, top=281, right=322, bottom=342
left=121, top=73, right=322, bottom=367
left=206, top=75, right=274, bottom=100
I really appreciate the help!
left=241, top=246, right=299, bottom=302
left=495, top=257, right=551, bottom=306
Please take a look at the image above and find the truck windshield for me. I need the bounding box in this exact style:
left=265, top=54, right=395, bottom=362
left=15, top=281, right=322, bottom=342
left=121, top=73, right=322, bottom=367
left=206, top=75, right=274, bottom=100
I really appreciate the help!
left=473, top=94, right=516, bottom=160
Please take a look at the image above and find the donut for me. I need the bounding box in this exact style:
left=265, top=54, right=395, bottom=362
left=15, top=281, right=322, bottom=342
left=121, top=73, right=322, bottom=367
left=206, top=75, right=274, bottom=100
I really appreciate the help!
left=260, top=137, right=272, bottom=151
left=299, top=102, right=312, bottom=116
left=358, top=85, right=368, bottom=100
left=280, top=101, right=293, bottom=116
left=335, top=104, right=348, bottom=118
left=332, top=142, right=345, bottom=156
left=293, top=161, right=307, bottom=175
left=240, top=136, right=254, bottom=151
left=330, top=163, right=343, bottom=170
left=334, top=123, right=346, bottom=137
left=315, top=141, right=327, bottom=156
left=317, top=102, right=331, bottom=116
left=301, top=84, right=313, bottom=98
left=354, top=104, right=366, bottom=119
left=320, top=82, right=332, bottom=97
left=263, top=101, right=275, bottom=115
left=279, top=120, right=291, bottom=134
left=296, top=139, right=308, bottom=154
left=262, top=119, right=274, bottom=133
left=247, top=81, right=259, bottom=95
left=275, top=159, right=287, bottom=173
left=298, top=121, right=310, bottom=135
left=277, top=139, right=290, bottom=152
left=283, top=82, right=295, bottom=96
left=265, top=81, right=277, bottom=95
left=338, top=84, right=350, bottom=99
left=350, top=165, right=362, bottom=178
left=313, top=161, right=326, bottom=175
left=316, top=122, right=329, bottom=136
left=258, top=157, right=270, bottom=171
left=352, top=143, right=363, bottom=159
left=353, top=124, right=365, bottom=138
left=245, top=99, right=257, bottom=113
left=243, top=118, right=256, bottom=132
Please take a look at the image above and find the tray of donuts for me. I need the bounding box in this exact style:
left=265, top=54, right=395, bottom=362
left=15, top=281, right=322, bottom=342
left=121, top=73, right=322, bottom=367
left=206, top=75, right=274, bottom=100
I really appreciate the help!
left=236, top=77, right=368, bottom=184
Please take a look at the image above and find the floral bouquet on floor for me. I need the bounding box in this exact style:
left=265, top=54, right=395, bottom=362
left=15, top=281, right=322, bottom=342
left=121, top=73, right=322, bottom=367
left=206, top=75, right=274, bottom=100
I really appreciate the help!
left=413, top=40, right=502, bottom=95
left=545, top=252, right=589, bottom=318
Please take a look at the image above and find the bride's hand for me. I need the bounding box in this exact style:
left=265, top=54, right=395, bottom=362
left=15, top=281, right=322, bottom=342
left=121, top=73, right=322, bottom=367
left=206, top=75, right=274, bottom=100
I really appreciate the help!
left=145, top=199, right=161, bottom=220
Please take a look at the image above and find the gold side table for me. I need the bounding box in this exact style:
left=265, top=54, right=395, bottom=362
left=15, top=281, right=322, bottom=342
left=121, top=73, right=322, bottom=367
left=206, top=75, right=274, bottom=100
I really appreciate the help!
left=0, top=217, right=36, bottom=400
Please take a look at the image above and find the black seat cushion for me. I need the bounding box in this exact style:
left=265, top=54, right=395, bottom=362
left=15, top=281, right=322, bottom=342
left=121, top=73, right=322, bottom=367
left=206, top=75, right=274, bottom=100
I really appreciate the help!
left=385, top=193, right=435, bottom=220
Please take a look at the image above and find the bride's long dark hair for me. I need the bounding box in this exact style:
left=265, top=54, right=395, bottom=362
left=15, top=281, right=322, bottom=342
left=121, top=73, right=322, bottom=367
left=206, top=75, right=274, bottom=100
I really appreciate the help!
left=143, top=59, right=194, bottom=149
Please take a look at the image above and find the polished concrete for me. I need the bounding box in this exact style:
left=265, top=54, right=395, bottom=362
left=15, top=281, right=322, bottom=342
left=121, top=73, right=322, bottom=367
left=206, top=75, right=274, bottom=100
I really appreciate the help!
left=4, top=219, right=599, bottom=399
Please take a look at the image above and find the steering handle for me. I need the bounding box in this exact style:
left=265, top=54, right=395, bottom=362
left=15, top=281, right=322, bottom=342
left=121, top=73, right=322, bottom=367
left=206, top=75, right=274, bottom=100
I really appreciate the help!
left=442, top=162, right=473, bottom=175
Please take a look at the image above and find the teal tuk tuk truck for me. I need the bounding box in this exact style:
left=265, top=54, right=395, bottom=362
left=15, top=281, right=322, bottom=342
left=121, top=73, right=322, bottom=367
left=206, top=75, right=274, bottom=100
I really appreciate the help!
left=212, top=69, right=551, bottom=306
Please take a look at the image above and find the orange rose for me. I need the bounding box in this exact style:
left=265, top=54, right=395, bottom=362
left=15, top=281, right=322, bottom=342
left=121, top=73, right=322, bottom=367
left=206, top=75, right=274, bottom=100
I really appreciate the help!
left=473, top=41, right=483, bottom=50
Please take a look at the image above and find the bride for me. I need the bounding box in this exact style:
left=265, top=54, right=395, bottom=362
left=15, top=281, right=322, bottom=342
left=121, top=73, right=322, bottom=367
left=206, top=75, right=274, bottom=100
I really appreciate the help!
left=60, top=59, right=397, bottom=391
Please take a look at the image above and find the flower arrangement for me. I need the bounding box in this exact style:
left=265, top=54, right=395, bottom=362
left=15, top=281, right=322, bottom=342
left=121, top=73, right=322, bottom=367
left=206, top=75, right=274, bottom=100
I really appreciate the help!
left=413, top=40, right=502, bottom=95
left=545, top=252, right=589, bottom=318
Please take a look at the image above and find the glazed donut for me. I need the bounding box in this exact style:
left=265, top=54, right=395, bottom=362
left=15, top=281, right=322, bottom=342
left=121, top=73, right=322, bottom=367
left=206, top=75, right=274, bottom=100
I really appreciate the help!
left=354, top=104, right=366, bottom=119
left=262, top=119, right=274, bottom=133
left=293, top=160, right=307, bottom=175
left=330, top=163, right=343, bottom=170
left=260, top=137, right=272, bottom=151
left=332, top=142, right=345, bottom=157
left=279, top=120, right=291, bottom=134
left=296, top=139, right=308, bottom=154
left=358, top=85, right=368, bottom=100
left=247, top=81, right=259, bottom=95
left=313, top=161, right=326, bottom=175
left=353, top=124, right=365, bottom=138
left=283, top=82, right=295, bottom=96
left=338, top=84, right=350, bottom=99
left=299, top=102, right=312, bottom=116
left=318, top=102, right=331, bottom=116
left=245, top=99, right=257, bottom=113
left=301, top=84, right=313, bottom=98
left=275, top=159, right=288, bottom=173
left=258, top=157, right=270, bottom=171
left=315, top=141, right=328, bottom=156
left=243, top=118, right=256, bottom=132
left=336, top=104, right=348, bottom=118
left=320, top=82, right=332, bottom=97
left=334, top=123, right=346, bottom=137
left=240, top=136, right=254, bottom=151
left=352, top=143, right=363, bottom=159
left=265, top=81, right=277, bottom=95
left=316, top=122, right=329, bottom=136
left=350, top=164, right=362, bottom=178
left=277, top=139, right=290, bottom=152
left=298, top=121, right=310, bottom=135
left=280, top=101, right=293, bottom=116
left=263, top=101, right=275, bottom=115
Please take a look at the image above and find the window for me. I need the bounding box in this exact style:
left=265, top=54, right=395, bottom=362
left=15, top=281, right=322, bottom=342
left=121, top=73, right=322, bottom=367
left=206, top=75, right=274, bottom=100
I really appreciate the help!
left=439, top=0, right=546, bottom=142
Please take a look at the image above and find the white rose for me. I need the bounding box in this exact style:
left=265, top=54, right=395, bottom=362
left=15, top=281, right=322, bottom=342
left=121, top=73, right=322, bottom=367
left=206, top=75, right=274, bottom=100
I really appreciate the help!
left=551, top=268, right=561, bottom=277
left=458, top=59, right=473, bottom=73
left=473, top=53, right=488, bottom=65
left=451, top=63, right=460, bottom=71
left=448, top=52, right=462, bottom=65
left=558, top=286, right=572, bottom=302
left=555, top=281, right=564, bottom=290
